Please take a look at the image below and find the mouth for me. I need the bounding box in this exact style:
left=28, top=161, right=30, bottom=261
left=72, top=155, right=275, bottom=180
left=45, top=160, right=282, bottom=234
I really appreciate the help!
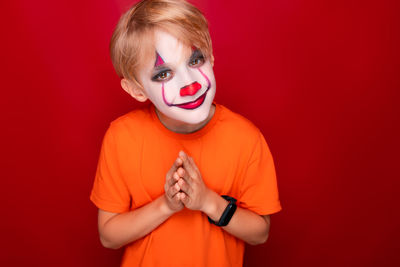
left=173, top=87, right=209, bottom=110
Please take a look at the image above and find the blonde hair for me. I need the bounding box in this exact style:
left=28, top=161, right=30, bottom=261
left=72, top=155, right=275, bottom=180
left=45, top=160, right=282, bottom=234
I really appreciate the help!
left=110, top=0, right=213, bottom=86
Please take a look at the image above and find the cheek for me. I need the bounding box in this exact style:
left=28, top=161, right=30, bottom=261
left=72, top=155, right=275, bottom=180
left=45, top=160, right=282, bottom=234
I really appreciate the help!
left=199, top=65, right=216, bottom=88
left=147, top=80, right=180, bottom=106
left=141, top=81, right=163, bottom=102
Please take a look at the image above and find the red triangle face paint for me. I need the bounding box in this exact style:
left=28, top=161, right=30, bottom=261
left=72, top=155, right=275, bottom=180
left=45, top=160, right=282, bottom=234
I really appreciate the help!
left=155, top=52, right=165, bottom=67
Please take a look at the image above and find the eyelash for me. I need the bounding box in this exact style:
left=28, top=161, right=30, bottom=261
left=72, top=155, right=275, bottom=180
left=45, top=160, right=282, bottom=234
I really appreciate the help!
left=152, top=70, right=172, bottom=82
left=151, top=54, right=205, bottom=82
left=189, top=55, right=205, bottom=67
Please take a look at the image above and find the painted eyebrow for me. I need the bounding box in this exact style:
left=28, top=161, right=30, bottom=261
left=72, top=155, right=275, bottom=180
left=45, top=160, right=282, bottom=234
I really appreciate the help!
left=154, top=52, right=165, bottom=67
left=152, top=65, right=171, bottom=75
left=152, top=49, right=204, bottom=73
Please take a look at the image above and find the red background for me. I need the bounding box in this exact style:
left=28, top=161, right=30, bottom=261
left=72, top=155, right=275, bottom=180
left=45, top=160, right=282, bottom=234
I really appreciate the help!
left=1, top=0, right=399, bottom=266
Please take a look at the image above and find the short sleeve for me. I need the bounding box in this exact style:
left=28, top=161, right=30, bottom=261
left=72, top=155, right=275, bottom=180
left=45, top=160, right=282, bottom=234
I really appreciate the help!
left=90, top=125, right=131, bottom=213
left=238, top=131, right=282, bottom=215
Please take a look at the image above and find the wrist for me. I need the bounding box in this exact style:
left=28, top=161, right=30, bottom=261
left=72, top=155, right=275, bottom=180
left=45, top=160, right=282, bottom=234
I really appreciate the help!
left=201, top=190, right=228, bottom=221
left=158, top=195, right=177, bottom=217
left=208, top=195, right=237, bottom=227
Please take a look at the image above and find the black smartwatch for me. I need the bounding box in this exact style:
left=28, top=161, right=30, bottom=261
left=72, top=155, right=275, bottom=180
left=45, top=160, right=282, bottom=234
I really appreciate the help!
left=208, top=195, right=237, bottom=227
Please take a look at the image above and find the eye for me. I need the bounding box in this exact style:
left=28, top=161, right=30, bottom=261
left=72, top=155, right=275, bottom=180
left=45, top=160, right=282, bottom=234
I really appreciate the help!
left=189, top=56, right=205, bottom=67
left=152, top=70, right=172, bottom=82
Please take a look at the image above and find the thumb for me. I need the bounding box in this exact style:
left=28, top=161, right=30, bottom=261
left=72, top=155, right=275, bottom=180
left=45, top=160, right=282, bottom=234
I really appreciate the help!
left=179, top=151, right=195, bottom=175
left=166, top=157, right=182, bottom=179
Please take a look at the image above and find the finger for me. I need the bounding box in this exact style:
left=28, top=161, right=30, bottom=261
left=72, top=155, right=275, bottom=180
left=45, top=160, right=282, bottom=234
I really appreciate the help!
left=185, top=156, right=200, bottom=181
left=178, top=166, right=194, bottom=186
left=166, top=184, right=177, bottom=199
left=173, top=192, right=183, bottom=203
left=167, top=182, right=181, bottom=199
left=165, top=171, right=178, bottom=189
left=166, top=157, right=182, bottom=181
left=176, top=157, right=183, bottom=167
left=178, top=178, right=192, bottom=196
left=179, top=151, right=197, bottom=177
left=167, top=171, right=180, bottom=187
left=177, top=167, right=185, bottom=178
left=188, top=157, right=201, bottom=174
left=180, top=192, right=190, bottom=206
left=177, top=167, right=193, bottom=185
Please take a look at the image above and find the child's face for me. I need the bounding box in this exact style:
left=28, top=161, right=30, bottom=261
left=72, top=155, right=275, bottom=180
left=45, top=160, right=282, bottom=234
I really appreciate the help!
left=138, top=30, right=216, bottom=124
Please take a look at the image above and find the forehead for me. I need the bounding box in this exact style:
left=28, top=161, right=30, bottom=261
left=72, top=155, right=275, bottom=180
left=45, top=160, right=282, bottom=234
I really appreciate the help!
left=152, top=30, right=192, bottom=65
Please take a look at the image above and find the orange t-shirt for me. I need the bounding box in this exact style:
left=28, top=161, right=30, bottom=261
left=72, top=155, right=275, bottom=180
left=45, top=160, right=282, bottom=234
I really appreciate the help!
left=90, top=103, right=281, bottom=267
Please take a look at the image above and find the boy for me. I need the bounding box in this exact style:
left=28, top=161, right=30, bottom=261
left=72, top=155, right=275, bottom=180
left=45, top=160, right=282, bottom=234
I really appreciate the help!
left=90, top=0, right=281, bottom=266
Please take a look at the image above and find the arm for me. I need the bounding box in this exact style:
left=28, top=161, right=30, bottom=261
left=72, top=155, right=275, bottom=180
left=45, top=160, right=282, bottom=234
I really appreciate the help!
left=202, top=190, right=271, bottom=245
left=98, top=157, right=185, bottom=249
left=176, top=151, right=271, bottom=245
left=98, top=195, right=172, bottom=249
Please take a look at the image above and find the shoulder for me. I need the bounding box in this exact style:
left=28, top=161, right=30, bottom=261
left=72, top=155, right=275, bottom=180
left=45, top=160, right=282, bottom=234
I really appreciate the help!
left=215, top=103, right=262, bottom=139
left=211, top=104, right=265, bottom=154
left=106, top=104, right=153, bottom=141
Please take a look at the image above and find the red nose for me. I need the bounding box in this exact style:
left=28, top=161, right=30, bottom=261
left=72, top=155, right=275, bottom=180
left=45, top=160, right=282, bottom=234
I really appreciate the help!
left=180, top=82, right=201, bottom=96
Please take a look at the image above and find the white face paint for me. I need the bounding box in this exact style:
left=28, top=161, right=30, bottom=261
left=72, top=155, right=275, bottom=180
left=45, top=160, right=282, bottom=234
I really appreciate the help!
left=138, top=30, right=216, bottom=124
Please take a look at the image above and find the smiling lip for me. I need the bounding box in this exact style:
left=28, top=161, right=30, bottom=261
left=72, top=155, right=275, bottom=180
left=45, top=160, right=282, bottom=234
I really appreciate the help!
left=173, top=88, right=209, bottom=110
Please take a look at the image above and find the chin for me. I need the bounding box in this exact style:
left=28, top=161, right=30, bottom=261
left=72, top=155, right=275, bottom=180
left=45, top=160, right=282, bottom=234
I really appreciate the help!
left=177, top=103, right=212, bottom=125
left=182, top=112, right=209, bottom=125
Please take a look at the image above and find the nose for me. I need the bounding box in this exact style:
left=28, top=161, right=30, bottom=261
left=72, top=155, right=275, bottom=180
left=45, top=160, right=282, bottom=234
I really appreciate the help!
left=180, top=82, right=202, bottom=97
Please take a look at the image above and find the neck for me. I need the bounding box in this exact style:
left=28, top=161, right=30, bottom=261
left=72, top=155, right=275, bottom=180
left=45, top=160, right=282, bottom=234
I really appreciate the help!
left=155, top=104, right=216, bottom=134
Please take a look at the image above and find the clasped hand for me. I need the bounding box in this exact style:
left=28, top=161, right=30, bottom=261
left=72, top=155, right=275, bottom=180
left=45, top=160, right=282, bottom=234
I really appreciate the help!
left=164, top=151, right=210, bottom=213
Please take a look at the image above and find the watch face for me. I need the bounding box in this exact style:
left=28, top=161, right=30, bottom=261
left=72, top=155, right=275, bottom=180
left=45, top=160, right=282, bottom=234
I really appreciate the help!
left=220, top=203, right=237, bottom=226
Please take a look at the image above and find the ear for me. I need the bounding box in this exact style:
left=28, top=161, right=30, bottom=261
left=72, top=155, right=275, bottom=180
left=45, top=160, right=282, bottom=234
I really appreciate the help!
left=210, top=55, right=215, bottom=67
left=120, top=78, right=148, bottom=102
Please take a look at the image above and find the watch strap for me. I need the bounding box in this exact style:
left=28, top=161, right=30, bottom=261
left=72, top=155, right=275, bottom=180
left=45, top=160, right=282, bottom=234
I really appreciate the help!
left=208, top=195, right=237, bottom=227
